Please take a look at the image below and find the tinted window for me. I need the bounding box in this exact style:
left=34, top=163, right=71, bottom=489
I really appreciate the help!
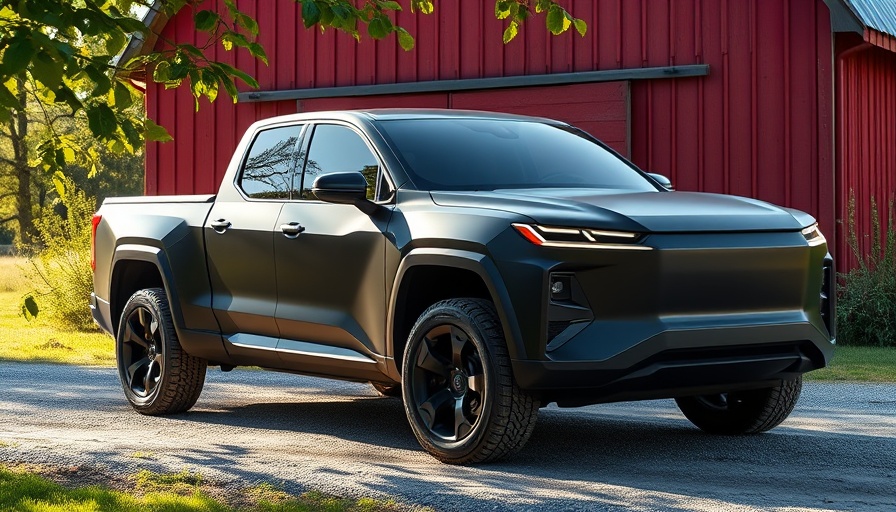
left=377, top=119, right=656, bottom=192
left=239, top=125, right=302, bottom=199
left=300, top=124, right=379, bottom=201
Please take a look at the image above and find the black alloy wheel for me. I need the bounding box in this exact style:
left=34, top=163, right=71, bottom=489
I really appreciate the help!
left=116, top=288, right=207, bottom=415
left=120, top=305, right=164, bottom=399
left=409, top=323, right=486, bottom=442
left=402, top=298, right=539, bottom=464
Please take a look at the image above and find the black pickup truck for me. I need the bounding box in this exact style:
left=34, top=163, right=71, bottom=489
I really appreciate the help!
left=91, top=109, right=835, bottom=464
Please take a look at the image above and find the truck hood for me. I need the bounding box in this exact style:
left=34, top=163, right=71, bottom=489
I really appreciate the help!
left=430, top=189, right=808, bottom=233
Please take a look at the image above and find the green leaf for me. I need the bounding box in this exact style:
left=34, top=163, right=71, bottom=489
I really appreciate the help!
left=235, top=13, right=259, bottom=36
left=86, top=104, right=118, bottom=138
left=21, top=294, right=39, bottom=322
left=380, top=1, right=402, bottom=10
left=2, top=36, right=35, bottom=75
left=397, top=28, right=415, bottom=51
left=194, top=10, right=219, bottom=32
left=145, top=119, right=173, bottom=142
left=411, top=0, right=434, bottom=14
left=30, top=51, right=63, bottom=89
left=503, top=21, right=519, bottom=43
left=153, top=61, right=170, bottom=83
left=573, top=17, right=587, bottom=37
left=302, top=1, right=321, bottom=28
left=535, top=0, right=552, bottom=14
left=104, top=29, right=127, bottom=56
left=248, top=43, right=268, bottom=65
left=368, top=16, right=391, bottom=39
left=495, top=0, right=511, bottom=20
left=111, top=81, right=133, bottom=109
left=546, top=5, right=571, bottom=35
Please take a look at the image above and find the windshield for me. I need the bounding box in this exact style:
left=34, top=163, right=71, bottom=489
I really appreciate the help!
left=376, top=118, right=656, bottom=192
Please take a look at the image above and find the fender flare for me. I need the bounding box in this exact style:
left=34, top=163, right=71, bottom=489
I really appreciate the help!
left=110, top=243, right=186, bottom=335
left=385, top=248, right=526, bottom=379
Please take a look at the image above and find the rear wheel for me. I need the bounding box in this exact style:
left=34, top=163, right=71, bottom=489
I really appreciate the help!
left=116, top=288, right=207, bottom=415
left=675, top=377, right=802, bottom=435
left=401, top=298, right=539, bottom=464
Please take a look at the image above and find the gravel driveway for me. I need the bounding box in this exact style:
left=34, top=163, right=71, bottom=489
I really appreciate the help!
left=1, top=361, right=894, bottom=511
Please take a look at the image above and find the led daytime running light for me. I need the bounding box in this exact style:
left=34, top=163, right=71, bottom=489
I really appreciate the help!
left=512, top=223, right=650, bottom=251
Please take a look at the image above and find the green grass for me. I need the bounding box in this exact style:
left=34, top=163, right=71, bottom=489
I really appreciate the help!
left=0, top=466, right=417, bottom=512
left=0, top=256, right=113, bottom=366
left=805, top=345, right=896, bottom=382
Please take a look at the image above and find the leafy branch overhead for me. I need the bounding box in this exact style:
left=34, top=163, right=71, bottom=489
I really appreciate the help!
left=0, top=0, right=585, bottom=174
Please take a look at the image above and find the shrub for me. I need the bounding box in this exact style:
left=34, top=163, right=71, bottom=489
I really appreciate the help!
left=836, top=193, right=896, bottom=347
left=22, top=178, right=97, bottom=331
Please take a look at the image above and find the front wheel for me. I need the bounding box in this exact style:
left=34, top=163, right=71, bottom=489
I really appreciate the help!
left=675, top=377, right=803, bottom=435
left=116, top=288, right=207, bottom=415
left=401, top=298, right=539, bottom=464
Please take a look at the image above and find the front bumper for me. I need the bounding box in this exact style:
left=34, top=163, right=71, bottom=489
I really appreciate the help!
left=512, top=314, right=832, bottom=406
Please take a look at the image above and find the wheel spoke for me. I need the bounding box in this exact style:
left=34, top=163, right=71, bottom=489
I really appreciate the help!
left=454, top=397, right=473, bottom=440
left=137, top=308, right=149, bottom=338
left=149, top=318, right=159, bottom=339
left=143, top=359, right=156, bottom=393
left=449, top=326, right=467, bottom=369
left=127, top=356, right=149, bottom=388
left=123, top=317, right=149, bottom=348
left=418, top=389, right=453, bottom=429
left=468, top=373, right=485, bottom=394
left=416, top=337, right=451, bottom=377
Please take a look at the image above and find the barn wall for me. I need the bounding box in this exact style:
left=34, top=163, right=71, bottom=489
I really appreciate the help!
left=836, top=38, right=896, bottom=270
left=146, top=0, right=835, bottom=249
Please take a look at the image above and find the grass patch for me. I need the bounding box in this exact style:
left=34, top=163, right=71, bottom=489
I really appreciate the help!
left=0, top=256, right=113, bottom=366
left=805, top=345, right=896, bottom=382
left=0, top=466, right=420, bottom=512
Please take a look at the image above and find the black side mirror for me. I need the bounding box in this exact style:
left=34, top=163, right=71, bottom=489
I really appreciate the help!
left=312, top=172, right=378, bottom=214
left=647, top=173, right=674, bottom=191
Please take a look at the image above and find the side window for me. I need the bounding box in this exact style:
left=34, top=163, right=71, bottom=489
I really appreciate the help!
left=239, top=125, right=302, bottom=200
left=299, top=124, right=380, bottom=201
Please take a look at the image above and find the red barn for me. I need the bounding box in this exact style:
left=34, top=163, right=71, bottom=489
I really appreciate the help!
left=126, top=0, right=896, bottom=267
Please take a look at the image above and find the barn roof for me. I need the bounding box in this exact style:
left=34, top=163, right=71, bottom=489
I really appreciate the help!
left=826, top=0, right=896, bottom=49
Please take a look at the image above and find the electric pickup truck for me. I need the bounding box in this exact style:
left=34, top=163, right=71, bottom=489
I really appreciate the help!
left=91, top=109, right=835, bottom=464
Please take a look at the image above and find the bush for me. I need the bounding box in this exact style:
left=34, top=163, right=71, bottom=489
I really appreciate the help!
left=836, top=193, right=896, bottom=347
left=22, top=178, right=97, bottom=331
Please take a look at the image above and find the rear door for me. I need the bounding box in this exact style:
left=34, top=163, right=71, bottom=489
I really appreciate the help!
left=205, top=124, right=304, bottom=362
left=272, top=123, right=392, bottom=370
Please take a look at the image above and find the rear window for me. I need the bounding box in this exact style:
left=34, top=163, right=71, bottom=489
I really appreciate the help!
left=376, top=118, right=655, bottom=192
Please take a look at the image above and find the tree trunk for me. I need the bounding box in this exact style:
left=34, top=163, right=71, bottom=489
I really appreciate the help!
left=6, top=75, right=34, bottom=247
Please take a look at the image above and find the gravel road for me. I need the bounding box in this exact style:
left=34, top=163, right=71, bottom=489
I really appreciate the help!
left=1, top=361, right=894, bottom=511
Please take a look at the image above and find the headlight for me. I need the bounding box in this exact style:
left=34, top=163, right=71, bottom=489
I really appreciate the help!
left=801, top=223, right=826, bottom=247
left=512, top=223, right=650, bottom=250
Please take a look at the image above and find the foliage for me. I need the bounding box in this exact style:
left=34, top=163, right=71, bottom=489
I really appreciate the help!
left=0, top=0, right=584, bottom=174
left=0, top=223, right=11, bottom=244
left=21, top=177, right=95, bottom=330
left=837, top=193, right=896, bottom=347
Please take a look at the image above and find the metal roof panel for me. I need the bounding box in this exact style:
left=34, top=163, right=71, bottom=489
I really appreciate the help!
left=844, top=0, right=896, bottom=38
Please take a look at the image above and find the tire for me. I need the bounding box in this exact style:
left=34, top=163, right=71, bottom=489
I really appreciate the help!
left=370, top=382, right=402, bottom=397
left=116, top=288, right=207, bottom=415
left=675, top=376, right=803, bottom=435
left=401, top=298, right=539, bottom=464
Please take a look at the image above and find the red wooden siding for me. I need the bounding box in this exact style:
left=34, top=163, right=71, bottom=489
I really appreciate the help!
left=836, top=39, right=896, bottom=270
left=145, top=0, right=835, bottom=252
left=298, top=82, right=630, bottom=156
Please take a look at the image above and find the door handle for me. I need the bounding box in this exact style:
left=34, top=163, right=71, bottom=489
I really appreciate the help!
left=280, top=222, right=306, bottom=239
left=210, top=219, right=231, bottom=234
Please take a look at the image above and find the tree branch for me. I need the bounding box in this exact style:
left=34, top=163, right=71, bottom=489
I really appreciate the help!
left=0, top=215, right=17, bottom=225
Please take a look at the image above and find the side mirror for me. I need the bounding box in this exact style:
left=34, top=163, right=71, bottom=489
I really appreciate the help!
left=312, top=172, right=378, bottom=214
left=647, top=173, right=674, bottom=191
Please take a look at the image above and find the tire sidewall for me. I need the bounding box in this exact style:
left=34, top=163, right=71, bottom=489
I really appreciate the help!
left=401, top=305, right=498, bottom=461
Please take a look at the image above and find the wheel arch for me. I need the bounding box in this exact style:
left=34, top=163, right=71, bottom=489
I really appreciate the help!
left=110, top=244, right=181, bottom=338
left=386, top=248, right=525, bottom=380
